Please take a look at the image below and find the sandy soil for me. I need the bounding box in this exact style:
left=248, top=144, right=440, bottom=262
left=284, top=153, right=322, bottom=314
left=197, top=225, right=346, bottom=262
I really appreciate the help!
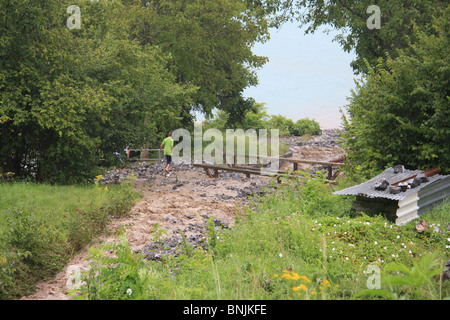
left=20, top=133, right=344, bottom=300
left=20, top=168, right=270, bottom=300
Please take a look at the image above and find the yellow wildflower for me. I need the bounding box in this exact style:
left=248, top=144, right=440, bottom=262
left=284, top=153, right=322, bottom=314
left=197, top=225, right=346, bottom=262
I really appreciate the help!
left=281, top=271, right=300, bottom=281
left=319, top=280, right=331, bottom=288
left=300, top=275, right=311, bottom=283
left=293, top=284, right=307, bottom=292
left=104, top=186, right=108, bottom=191
left=311, top=290, right=317, bottom=296
left=95, top=175, right=103, bottom=181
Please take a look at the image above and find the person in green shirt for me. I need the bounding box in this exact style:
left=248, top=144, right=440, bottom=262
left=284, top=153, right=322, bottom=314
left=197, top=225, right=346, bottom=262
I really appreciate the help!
left=160, top=132, right=174, bottom=176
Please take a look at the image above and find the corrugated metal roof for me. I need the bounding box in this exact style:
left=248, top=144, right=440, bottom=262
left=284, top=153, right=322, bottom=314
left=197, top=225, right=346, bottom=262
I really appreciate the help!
left=333, top=167, right=449, bottom=201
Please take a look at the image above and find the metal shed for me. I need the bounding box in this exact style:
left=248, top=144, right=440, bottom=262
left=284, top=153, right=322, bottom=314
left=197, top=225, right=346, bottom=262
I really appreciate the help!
left=333, top=167, right=450, bottom=225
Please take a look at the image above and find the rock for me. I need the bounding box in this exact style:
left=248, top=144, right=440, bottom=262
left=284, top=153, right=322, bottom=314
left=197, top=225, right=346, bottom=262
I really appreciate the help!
left=409, top=178, right=421, bottom=188
left=374, top=178, right=390, bottom=191
left=172, top=183, right=183, bottom=190
left=432, top=226, right=444, bottom=234
left=414, top=220, right=429, bottom=233
left=389, top=186, right=401, bottom=194
left=211, top=218, right=229, bottom=229
left=416, top=173, right=429, bottom=183
left=394, top=165, right=405, bottom=173
left=443, top=259, right=450, bottom=282
left=398, top=182, right=409, bottom=192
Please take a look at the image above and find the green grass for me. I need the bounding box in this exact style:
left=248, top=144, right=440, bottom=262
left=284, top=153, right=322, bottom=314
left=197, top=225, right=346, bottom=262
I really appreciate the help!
left=0, top=183, right=101, bottom=234
left=0, top=176, right=141, bottom=300
left=70, top=171, right=450, bottom=300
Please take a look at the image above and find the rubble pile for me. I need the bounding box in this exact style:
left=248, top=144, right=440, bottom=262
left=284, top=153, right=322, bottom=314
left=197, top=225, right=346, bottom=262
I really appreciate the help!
left=283, top=129, right=343, bottom=149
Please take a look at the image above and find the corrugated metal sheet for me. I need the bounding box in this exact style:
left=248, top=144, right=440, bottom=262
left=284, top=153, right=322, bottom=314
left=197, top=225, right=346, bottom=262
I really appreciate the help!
left=333, top=167, right=449, bottom=201
left=396, top=192, right=420, bottom=225
left=418, top=175, right=450, bottom=215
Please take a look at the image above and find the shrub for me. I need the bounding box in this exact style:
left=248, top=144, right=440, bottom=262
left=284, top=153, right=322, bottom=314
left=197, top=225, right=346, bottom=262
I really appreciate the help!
left=290, top=118, right=322, bottom=136
left=0, top=175, right=141, bottom=299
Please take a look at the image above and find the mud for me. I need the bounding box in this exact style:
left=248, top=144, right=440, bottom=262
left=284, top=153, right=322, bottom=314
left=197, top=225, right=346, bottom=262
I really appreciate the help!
left=20, top=131, right=344, bottom=300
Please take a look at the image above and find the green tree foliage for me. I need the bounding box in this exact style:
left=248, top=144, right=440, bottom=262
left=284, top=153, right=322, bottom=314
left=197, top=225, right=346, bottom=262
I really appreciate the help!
left=291, top=118, right=322, bottom=136
left=248, top=0, right=449, bottom=173
left=204, top=103, right=321, bottom=137
left=341, top=9, right=450, bottom=173
left=128, top=0, right=270, bottom=118
left=247, top=0, right=448, bottom=74
left=1, top=0, right=266, bottom=183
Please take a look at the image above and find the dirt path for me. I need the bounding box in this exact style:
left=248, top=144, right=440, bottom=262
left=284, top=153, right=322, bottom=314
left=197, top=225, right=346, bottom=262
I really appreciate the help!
left=20, top=131, right=344, bottom=300
left=20, top=167, right=271, bottom=300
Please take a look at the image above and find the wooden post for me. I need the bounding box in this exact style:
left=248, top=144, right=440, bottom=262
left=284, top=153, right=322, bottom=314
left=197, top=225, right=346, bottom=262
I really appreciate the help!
left=204, top=168, right=214, bottom=178
left=293, top=162, right=298, bottom=172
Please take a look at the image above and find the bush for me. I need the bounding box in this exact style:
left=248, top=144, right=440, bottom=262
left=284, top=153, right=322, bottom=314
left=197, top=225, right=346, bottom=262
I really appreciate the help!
left=341, top=9, right=450, bottom=174
left=0, top=176, right=141, bottom=299
left=290, top=118, right=322, bottom=136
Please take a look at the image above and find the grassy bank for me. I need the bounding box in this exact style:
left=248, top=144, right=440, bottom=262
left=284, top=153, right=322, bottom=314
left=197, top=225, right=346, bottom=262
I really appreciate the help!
left=0, top=176, right=141, bottom=299
left=70, top=171, right=450, bottom=300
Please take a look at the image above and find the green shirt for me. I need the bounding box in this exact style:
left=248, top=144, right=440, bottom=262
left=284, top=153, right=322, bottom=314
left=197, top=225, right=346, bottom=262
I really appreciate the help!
left=162, top=137, right=174, bottom=156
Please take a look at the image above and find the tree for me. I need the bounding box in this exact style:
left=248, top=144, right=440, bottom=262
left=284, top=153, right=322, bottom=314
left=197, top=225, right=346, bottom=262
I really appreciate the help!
left=128, top=0, right=270, bottom=118
left=247, top=0, right=448, bottom=74
left=291, top=118, right=322, bottom=136
left=0, top=0, right=195, bottom=183
left=341, top=8, right=450, bottom=173
left=266, top=114, right=295, bottom=137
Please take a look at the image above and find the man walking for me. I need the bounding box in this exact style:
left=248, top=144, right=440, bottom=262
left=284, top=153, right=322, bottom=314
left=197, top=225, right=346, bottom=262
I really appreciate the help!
left=160, top=132, right=174, bottom=176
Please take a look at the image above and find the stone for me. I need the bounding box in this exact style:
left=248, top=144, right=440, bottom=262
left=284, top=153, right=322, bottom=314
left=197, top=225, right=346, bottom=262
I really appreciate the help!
left=398, top=182, right=409, bottom=192
left=443, top=259, right=450, bottom=282
left=389, top=186, right=401, bottom=194
left=416, top=173, right=429, bottom=183
left=414, top=220, right=429, bottom=233
left=374, top=178, right=390, bottom=191
left=409, top=178, right=421, bottom=188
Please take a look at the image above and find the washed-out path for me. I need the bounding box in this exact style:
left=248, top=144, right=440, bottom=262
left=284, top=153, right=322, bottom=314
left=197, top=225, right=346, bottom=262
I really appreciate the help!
left=21, top=130, right=344, bottom=300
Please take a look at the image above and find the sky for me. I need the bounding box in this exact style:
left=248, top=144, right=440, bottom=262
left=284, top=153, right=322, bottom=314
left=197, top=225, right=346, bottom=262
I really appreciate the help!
left=243, top=22, right=358, bottom=129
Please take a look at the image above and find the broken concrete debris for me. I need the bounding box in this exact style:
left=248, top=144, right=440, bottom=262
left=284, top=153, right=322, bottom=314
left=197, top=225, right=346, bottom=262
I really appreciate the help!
left=414, top=219, right=429, bottom=233
left=374, top=178, right=390, bottom=191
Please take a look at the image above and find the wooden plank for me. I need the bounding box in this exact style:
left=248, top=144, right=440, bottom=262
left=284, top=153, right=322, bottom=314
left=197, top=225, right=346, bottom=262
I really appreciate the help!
left=193, top=163, right=286, bottom=177
left=281, top=158, right=345, bottom=167
left=222, top=152, right=345, bottom=167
